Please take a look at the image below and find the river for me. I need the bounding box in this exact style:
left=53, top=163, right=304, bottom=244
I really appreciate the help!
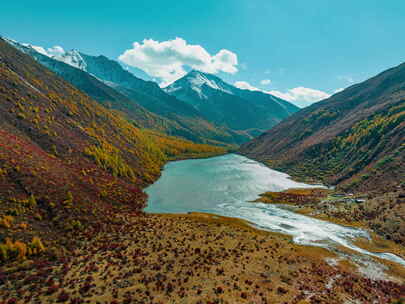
left=145, top=154, right=405, bottom=270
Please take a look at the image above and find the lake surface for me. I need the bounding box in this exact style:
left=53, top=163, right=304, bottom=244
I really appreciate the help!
left=145, top=154, right=405, bottom=268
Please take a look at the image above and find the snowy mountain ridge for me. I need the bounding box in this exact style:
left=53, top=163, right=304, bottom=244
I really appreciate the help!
left=4, top=38, right=88, bottom=71
left=163, top=70, right=299, bottom=133
left=3, top=36, right=299, bottom=140
left=53, top=49, right=87, bottom=70
left=164, top=70, right=234, bottom=99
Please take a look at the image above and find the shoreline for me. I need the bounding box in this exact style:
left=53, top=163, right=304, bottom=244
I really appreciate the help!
left=235, top=152, right=328, bottom=186
left=143, top=154, right=404, bottom=288
left=179, top=212, right=405, bottom=278
left=167, top=150, right=233, bottom=162
left=252, top=188, right=405, bottom=268
left=145, top=154, right=405, bottom=267
left=147, top=210, right=405, bottom=280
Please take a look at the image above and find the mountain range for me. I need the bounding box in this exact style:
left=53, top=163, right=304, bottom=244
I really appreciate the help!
left=165, top=70, right=298, bottom=136
left=5, top=38, right=299, bottom=144
left=3, top=36, right=403, bottom=196
left=5, top=39, right=243, bottom=145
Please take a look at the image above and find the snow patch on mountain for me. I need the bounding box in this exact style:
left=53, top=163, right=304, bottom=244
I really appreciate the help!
left=189, top=71, right=233, bottom=94
left=53, top=50, right=87, bottom=71
left=4, top=38, right=87, bottom=71
left=164, top=70, right=233, bottom=99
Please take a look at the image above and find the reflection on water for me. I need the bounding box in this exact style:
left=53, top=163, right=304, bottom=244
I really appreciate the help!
left=145, top=154, right=405, bottom=267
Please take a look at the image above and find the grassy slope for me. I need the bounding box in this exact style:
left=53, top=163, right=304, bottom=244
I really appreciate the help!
left=269, top=101, right=405, bottom=193
left=240, top=63, right=405, bottom=194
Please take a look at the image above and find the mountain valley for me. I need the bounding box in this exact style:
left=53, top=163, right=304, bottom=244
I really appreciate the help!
left=0, top=28, right=404, bottom=304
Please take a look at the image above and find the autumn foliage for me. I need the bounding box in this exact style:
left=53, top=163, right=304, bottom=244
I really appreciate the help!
left=0, top=38, right=226, bottom=264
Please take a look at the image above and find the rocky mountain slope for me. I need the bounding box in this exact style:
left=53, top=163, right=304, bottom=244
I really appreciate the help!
left=165, top=70, right=299, bottom=136
left=240, top=62, right=405, bottom=193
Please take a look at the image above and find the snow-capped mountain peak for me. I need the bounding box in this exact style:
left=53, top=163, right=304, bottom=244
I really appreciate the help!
left=164, top=70, right=233, bottom=99
left=3, top=38, right=87, bottom=71
left=186, top=70, right=231, bottom=91
left=53, top=49, right=87, bottom=71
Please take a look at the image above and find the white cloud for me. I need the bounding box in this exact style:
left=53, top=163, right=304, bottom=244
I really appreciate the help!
left=333, top=88, right=344, bottom=94
left=118, top=38, right=238, bottom=87
left=260, top=79, right=271, bottom=85
left=234, top=81, right=261, bottom=91
left=234, top=81, right=332, bottom=108
left=269, top=87, right=331, bottom=107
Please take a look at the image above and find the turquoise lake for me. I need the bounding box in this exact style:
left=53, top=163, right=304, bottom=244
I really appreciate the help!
left=145, top=154, right=405, bottom=269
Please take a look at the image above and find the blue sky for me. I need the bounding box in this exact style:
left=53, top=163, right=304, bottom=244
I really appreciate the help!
left=2, top=0, right=404, bottom=106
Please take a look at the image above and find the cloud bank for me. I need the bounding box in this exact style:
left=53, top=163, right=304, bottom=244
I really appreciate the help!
left=269, top=87, right=331, bottom=107
left=234, top=81, right=260, bottom=91
left=234, top=81, right=332, bottom=108
left=118, top=38, right=238, bottom=87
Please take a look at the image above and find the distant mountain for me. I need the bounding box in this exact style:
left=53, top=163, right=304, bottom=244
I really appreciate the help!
left=239, top=63, right=405, bottom=193
left=6, top=39, right=299, bottom=144
left=51, top=49, right=88, bottom=70
left=5, top=39, right=245, bottom=145
left=5, top=40, right=168, bottom=129
left=164, top=70, right=299, bottom=135
left=71, top=54, right=250, bottom=143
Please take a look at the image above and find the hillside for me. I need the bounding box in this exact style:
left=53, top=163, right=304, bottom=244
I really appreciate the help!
left=240, top=63, right=405, bottom=194
left=165, top=70, right=299, bottom=136
left=0, top=38, right=225, bottom=260
left=6, top=40, right=246, bottom=145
